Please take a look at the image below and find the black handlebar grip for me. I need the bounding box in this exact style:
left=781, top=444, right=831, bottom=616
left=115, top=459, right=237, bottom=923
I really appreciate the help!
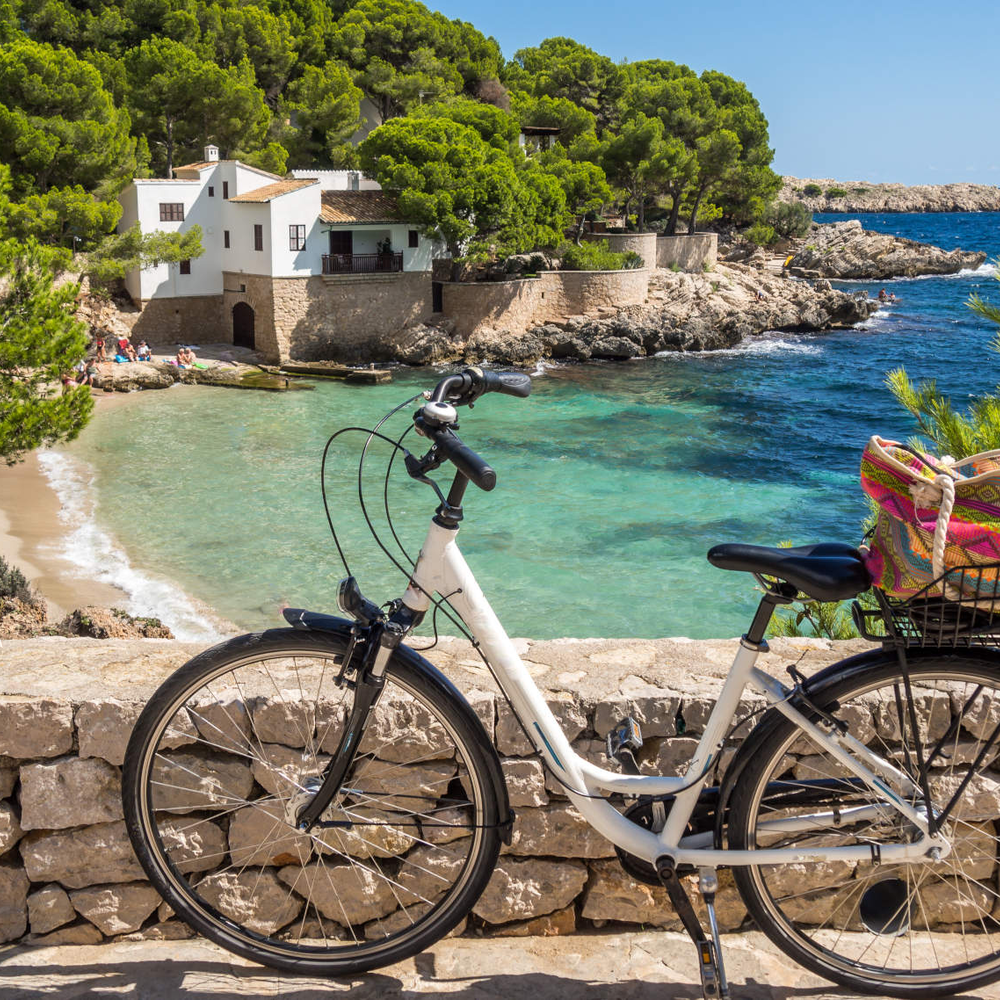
left=480, top=370, right=532, bottom=398
left=432, top=425, right=497, bottom=491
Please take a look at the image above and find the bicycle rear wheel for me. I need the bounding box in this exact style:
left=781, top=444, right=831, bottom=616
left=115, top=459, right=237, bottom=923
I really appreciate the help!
left=729, top=653, right=1000, bottom=997
left=122, top=628, right=503, bottom=974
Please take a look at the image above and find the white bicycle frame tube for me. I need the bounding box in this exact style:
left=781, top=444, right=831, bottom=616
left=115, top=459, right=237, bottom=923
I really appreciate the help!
left=402, top=519, right=949, bottom=868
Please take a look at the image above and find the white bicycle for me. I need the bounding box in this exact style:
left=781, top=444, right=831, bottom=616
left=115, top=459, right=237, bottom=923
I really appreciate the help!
left=123, top=368, right=1000, bottom=998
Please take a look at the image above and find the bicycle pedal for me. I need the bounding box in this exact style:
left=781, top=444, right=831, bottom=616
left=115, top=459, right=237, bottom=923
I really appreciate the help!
left=696, top=939, right=726, bottom=1000
left=606, top=717, right=643, bottom=761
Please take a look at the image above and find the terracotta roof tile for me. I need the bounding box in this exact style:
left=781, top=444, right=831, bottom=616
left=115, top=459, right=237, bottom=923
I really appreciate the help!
left=172, top=161, right=284, bottom=180
left=320, top=190, right=403, bottom=224
left=228, top=179, right=318, bottom=203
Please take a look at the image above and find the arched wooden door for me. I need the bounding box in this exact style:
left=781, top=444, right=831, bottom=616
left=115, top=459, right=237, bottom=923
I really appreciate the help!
left=232, top=302, right=255, bottom=349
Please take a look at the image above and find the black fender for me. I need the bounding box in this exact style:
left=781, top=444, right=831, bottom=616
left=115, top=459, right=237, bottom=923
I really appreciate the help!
left=283, top=609, right=513, bottom=843
left=714, top=644, right=1000, bottom=848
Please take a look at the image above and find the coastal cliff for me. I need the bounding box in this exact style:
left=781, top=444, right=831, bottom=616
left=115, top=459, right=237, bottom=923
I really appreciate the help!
left=779, top=176, right=1000, bottom=213
left=377, top=264, right=877, bottom=365
left=786, top=220, right=987, bottom=280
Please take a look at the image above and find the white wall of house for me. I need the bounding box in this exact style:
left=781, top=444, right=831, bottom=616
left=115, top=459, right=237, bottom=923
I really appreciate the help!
left=267, top=185, right=324, bottom=277
left=289, top=169, right=380, bottom=191
left=224, top=202, right=271, bottom=276
left=326, top=224, right=438, bottom=271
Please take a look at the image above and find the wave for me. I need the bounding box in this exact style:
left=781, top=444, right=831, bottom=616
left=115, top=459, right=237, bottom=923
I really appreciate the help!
left=36, top=451, right=230, bottom=642
left=833, top=261, right=997, bottom=285
left=655, top=333, right=823, bottom=359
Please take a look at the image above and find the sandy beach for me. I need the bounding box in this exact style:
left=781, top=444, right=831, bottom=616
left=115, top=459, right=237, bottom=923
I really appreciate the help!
left=0, top=450, right=129, bottom=618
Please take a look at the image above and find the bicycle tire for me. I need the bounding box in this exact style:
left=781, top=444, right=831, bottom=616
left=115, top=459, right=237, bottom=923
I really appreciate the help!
left=122, top=628, right=503, bottom=974
left=729, top=653, right=1000, bottom=998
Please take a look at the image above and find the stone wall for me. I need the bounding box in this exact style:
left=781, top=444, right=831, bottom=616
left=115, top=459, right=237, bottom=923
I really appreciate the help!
left=130, top=295, right=225, bottom=347
left=441, top=268, right=650, bottom=337
left=582, top=232, right=659, bottom=268
left=656, top=233, right=718, bottom=272
left=222, top=272, right=277, bottom=361
left=1, top=633, right=984, bottom=946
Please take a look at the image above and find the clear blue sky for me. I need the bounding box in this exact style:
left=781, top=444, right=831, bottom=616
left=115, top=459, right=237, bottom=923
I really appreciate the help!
left=431, top=0, right=1000, bottom=186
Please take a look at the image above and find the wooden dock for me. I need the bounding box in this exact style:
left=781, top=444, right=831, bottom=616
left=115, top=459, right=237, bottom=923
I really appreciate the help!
left=275, top=362, right=393, bottom=384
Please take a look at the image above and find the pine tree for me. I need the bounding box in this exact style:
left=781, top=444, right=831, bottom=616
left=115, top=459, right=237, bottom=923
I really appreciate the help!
left=0, top=239, right=93, bottom=465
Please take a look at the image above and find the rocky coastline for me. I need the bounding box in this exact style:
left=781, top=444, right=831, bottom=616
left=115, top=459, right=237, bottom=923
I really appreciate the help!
left=370, top=263, right=877, bottom=366
left=779, top=176, right=1000, bottom=214
left=785, top=219, right=987, bottom=280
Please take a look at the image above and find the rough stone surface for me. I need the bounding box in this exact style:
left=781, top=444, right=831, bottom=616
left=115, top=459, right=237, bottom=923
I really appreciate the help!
left=485, top=903, right=577, bottom=937
left=780, top=176, right=1000, bottom=214
left=28, top=921, right=104, bottom=946
left=0, top=699, right=73, bottom=758
left=20, top=821, right=145, bottom=888
left=0, top=801, right=24, bottom=853
left=71, top=883, right=161, bottom=935
left=0, top=765, right=18, bottom=800
left=473, top=859, right=588, bottom=924
left=787, top=220, right=986, bottom=279
left=503, top=803, right=615, bottom=859
left=277, top=862, right=394, bottom=926
left=75, top=699, right=144, bottom=766
left=19, top=757, right=123, bottom=830
left=501, top=758, right=549, bottom=808
left=199, top=870, right=303, bottom=936
left=0, top=863, right=29, bottom=942
left=150, top=752, right=253, bottom=813
left=27, top=884, right=75, bottom=935
left=251, top=696, right=316, bottom=748
left=497, top=695, right=586, bottom=756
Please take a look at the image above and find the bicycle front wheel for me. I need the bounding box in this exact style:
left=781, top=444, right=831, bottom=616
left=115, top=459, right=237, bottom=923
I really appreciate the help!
left=122, top=628, right=503, bottom=975
left=729, top=653, right=1000, bottom=997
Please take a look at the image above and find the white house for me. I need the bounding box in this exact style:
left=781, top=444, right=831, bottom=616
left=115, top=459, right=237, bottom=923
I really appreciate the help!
left=116, top=145, right=443, bottom=359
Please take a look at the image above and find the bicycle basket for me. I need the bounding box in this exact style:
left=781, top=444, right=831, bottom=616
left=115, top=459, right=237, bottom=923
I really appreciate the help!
left=853, top=562, right=1000, bottom=647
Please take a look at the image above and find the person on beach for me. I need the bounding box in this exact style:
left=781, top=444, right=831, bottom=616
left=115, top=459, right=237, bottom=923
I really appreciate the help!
left=175, top=347, right=197, bottom=368
left=77, top=359, right=97, bottom=386
left=878, top=288, right=888, bottom=301
left=118, top=336, right=137, bottom=362
left=95, top=337, right=106, bottom=362
left=60, top=372, right=76, bottom=393
left=137, top=340, right=152, bottom=361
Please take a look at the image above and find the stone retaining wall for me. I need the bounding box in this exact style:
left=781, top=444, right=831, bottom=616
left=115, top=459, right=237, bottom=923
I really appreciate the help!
left=0, top=634, right=985, bottom=946
left=441, top=268, right=650, bottom=337
left=582, top=232, right=659, bottom=268
left=656, top=233, right=718, bottom=272
left=130, top=295, right=226, bottom=347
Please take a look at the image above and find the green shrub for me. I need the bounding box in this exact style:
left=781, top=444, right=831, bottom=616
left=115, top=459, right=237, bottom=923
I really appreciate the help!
left=745, top=222, right=776, bottom=246
left=558, top=239, right=638, bottom=271
left=0, top=556, right=35, bottom=604
left=853, top=187, right=868, bottom=195
left=803, top=183, right=823, bottom=197
left=825, top=187, right=848, bottom=198
left=767, top=200, right=812, bottom=238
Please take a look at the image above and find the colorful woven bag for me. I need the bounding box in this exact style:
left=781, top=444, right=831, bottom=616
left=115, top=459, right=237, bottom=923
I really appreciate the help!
left=860, top=435, right=1000, bottom=600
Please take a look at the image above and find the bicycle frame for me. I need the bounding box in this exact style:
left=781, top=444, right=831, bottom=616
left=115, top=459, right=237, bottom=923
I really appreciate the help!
left=401, top=518, right=951, bottom=870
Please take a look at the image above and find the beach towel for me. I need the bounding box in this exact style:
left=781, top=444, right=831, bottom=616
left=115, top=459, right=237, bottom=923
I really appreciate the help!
left=861, top=435, right=1000, bottom=600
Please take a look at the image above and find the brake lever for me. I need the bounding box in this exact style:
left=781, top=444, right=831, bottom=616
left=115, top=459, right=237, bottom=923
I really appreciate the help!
left=403, top=449, right=448, bottom=503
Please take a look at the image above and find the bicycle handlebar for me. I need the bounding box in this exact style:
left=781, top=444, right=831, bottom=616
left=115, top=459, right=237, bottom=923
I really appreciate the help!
left=412, top=367, right=530, bottom=492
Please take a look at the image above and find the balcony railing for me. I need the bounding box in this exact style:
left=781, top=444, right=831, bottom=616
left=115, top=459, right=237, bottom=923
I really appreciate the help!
left=321, top=252, right=404, bottom=275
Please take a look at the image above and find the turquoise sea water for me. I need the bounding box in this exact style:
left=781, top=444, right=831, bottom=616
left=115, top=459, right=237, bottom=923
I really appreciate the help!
left=54, top=213, right=1000, bottom=641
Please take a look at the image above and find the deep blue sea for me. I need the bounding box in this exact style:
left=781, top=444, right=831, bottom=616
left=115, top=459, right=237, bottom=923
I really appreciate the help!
left=48, top=213, right=1000, bottom=641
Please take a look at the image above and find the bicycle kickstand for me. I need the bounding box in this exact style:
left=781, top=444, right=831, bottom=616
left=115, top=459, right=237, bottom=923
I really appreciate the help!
left=655, top=858, right=731, bottom=1000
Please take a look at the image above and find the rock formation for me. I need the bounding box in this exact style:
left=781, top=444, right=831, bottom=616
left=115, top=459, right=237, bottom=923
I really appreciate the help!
left=786, top=220, right=986, bottom=280
left=371, top=264, right=877, bottom=366
left=780, top=176, right=1000, bottom=213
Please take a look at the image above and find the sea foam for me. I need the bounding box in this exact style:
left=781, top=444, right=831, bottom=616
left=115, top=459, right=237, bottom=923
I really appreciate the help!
left=36, top=450, right=229, bottom=642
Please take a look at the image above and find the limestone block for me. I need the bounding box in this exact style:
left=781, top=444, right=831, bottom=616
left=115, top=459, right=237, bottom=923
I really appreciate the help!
left=188, top=698, right=251, bottom=755
left=948, top=820, right=997, bottom=880
left=315, top=808, right=418, bottom=861
left=502, top=803, right=614, bottom=859
left=919, top=878, right=993, bottom=926
left=501, top=758, right=548, bottom=808
left=933, top=772, right=1000, bottom=822
left=150, top=752, right=253, bottom=813
left=472, top=858, right=588, bottom=924
left=0, top=766, right=18, bottom=800
left=544, top=739, right=606, bottom=799
left=358, top=691, right=458, bottom=762
left=466, top=690, right=496, bottom=744
left=644, top=737, right=700, bottom=777
left=875, top=691, right=951, bottom=743
left=251, top=744, right=328, bottom=798
left=0, top=863, right=30, bottom=942
left=363, top=759, right=457, bottom=810
left=592, top=678, right=680, bottom=739
left=20, top=821, right=145, bottom=888
left=71, top=882, right=161, bottom=935
left=485, top=903, right=576, bottom=937
left=755, top=861, right=856, bottom=926
left=395, top=843, right=467, bottom=908
left=28, top=884, right=75, bottom=935
left=251, top=696, right=316, bottom=748
left=159, top=707, right=200, bottom=750
left=118, top=920, right=195, bottom=941
left=75, top=699, right=144, bottom=766
left=159, top=816, right=227, bottom=874
left=314, top=701, right=345, bottom=754
left=199, top=869, right=302, bottom=936
left=28, top=922, right=104, bottom=946
left=364, top=903, right=465, bottom=941
left=0, top=699, right=73, bottom=758
left=581, top=861, right=746, bottom=932
left=19, top=757, right=123, bottom=830
left=278, top=862, right=396, bottom=926
left=228, top=801, right=312, bottom=867
left=496, top=695, right=586, bottom=756
left=0, top=801, right=23, bottom=852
